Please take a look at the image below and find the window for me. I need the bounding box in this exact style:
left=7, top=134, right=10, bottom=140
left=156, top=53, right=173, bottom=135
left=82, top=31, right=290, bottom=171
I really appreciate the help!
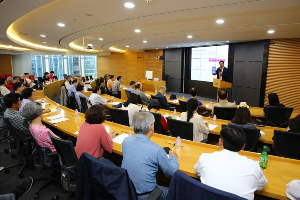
left=49, top=55, right=63, bottom=80
left=68, top=56, right=81, bottom=76
left=31, top=55, right=44, bottom=78
left=84, top=56, right=97, bottom=79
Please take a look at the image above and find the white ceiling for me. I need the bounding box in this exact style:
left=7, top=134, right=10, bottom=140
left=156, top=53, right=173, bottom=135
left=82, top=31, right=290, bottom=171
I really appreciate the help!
left=0, top=0, right=300, bottom=54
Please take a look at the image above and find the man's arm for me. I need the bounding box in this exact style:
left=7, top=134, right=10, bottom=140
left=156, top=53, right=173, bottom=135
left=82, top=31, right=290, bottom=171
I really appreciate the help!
left=157, top=147, right=179, bottom=177
left=162, top=96, right=171, bottom=109
left=222, top=68, right=229, bottom=77
left=256, top=165, right=268, bottom=191
left=213, top=68, right=219, bottom=75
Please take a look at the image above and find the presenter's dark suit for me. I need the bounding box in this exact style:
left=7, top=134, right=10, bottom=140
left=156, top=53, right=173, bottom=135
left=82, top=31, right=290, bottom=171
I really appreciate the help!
left=215, top=67, right=229, bottom=82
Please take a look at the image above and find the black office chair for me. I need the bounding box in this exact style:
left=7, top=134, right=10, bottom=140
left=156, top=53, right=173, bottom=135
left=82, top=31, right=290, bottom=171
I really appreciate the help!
left=151, top=112, right=166, bottom=135
left=151, top=95, right=175, bottom=111
left=85, top=76, right=89, bottom=81
left=37, top=77, right=43, bottom=84
left=67, top=92, right=78, bottom=110
left=89, top=75, right=93, bottom=80
left=53, top=76, right=58, bottom=80
left=273, top=130, right=300, bottom=160
left=265, top=107, right=293, bottom=128
left=125, top=90, right=131, bottom=98
left=108, top=108, right=130, bottom=126
left=214, top=107, right=237, bottom=121
left=82, top=77, right=86, bottom=82
left=63, top=74, right=67, bottom=79
left=49, top=132, right=78, bottom=193
left=167, top=118, right=193, bottom=141
left=79, top=96, right=89, bottom=113
left=0, top=102, right=8, bottom=141
left=222, top=125, right=260, bottom=152
left=179, top=100, right=187, bottom=112
left=137, top=95, right=143, bottom=104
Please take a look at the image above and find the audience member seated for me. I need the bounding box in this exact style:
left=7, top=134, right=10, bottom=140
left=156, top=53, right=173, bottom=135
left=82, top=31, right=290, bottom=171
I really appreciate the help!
left=287, top=114, right=300, bottom=132
left=64, top=75, right=71, bottom=90
left=99, top=77, right=106, bottom=94
left=19, top=74, right=25, bottom=84
left=155, top=86, right=171, bottom=109
left=70, top=74, right=75, bottom=81
left=148, top=99, right=168, bottom=134
left=127, top=81, right=136, bottom=94
left=212, top=88, right=235, bottom=115
left=181, top=98, right=209, bottom=142
left=43, top=72, right=50, bottom=82
left=0, top=78, right=10, bottom=96
left=107, top=75, right=114, bottom=91
left=22, top=102, right=58, bottom=152
left=19, top=88, right=35, bottom=115
left=13, top=76, right=19, bottom=83
left=24, top=73, right=32, bottom=86
left=77, top=75, right=84, bottom=85
left=49, top=71, right=54, bottom=80
left=75, top=105, right=117, bottom=159
left=187, top=87, right=206, bottom=109
left=6, top=76, right=13, bottom=91
left=263, top=93, right=285, bottom=115
left=67, top=79, right=78, bottom=97
left=194, top=125, right=267, bottom=200
left=121, top=112, right=179, bottom=200
left=0, top=177, right=33, bottom=200
left=104, top=74, right=110, bottom=87
left=112, top=76, right=122, bottom=98
left=3, top=93, right=31, bottom=140
left=75, top=84, right=89, bottom=111
left=286, top=180, right=300, bottom=200
left=11, top=82, right=25, bottom=94
left=122, top=93, right=141, bottom=127
left=135, top=82, right=150, bottom=105
left=89, top=86, right=112, bottom=106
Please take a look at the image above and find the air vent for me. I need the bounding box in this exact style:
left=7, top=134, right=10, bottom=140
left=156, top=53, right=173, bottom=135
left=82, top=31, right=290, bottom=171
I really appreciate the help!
left=0, top=0, right=6, bottom=5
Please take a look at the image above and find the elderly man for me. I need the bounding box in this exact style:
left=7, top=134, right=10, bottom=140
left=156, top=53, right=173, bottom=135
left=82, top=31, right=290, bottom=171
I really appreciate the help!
left=212, top=89, right=235, bottom=115
left=134, top=82, right=150, bottom=105
left=122, top=112, right=179, bottom=200
left=6, top=77, right=14, bottom=91
left=155, top=86, right=171, bottom=109
left=112, top=76, right=122, bottom=98
left=64, top=75, right=72, bottom=90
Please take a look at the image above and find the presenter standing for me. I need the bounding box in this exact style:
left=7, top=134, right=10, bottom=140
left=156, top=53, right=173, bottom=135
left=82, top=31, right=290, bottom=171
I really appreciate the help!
left=213, top=61, right=229, bottom=82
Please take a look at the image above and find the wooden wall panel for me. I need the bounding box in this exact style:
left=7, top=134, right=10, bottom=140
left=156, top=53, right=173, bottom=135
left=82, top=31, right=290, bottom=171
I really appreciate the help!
left=265, top=38, right=300, bottom=111
left=97, top=56, right=111, bottom=77
left=144, top=50, right=163, bottom=80
left=137, top=52, right=145, bottom=81
left=0, top=54, right=13, bottom=75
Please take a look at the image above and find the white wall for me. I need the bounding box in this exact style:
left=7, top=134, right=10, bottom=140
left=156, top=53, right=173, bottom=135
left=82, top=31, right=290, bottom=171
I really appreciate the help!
left=12, top=55, right=31, bottom=76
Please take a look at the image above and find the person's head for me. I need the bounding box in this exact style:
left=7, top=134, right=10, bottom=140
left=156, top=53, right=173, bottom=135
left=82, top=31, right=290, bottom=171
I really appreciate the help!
left=218, top=89, right=228, bottom=100
left=93, top=86, right=101, bottom=94
left=159, top=86, right=167, bottom=95
left=72, top=79, right=78, bottom=86
left=117, top=76, right=122, bottom=82
left=44, top=72, right=49, bottom=78
left=78, top=75, right=82, bottom=81
left=219, top=61, right=224, bottom=68
left=7, top=77, right=13, bottom=84
left=4, top=93, right=21, bottom=110
left=0, top=78, right=6, bottom=86
left=268, top=93, right=280, bottom=105
left=231, top=107, right=252, bottom=124
left=24, top=73, right=29, bottom=78
left=22, top=88, right=35, bottom=101
left=288, top=115, right=300, bottom=133
left=66, top=75, right=71, bottom=81
left=13, top=76, right=19, bottom=83
left=13, top=82, right=25, bottom=93
left=124, top=93, right=138, bottom=107
left=76, top=84, right=84, bottom=92
left=20, top=74, right=25, bottom=79
left=187, top=98, right=198, bottom=122
left=219, top=125, right=246, bottom=152
left=132, top=112, right=155, bottom=137
left=71, top=74, right=74, bottom=78
left=50, top=71, right=54, bottom=75
left=189, top=87, right=198, bottom=97
left=110, top=75, right=115, bottom=81
left=135, top=82, right=142, bottom=90
left=148, top=99, right=161, bottom=112
left=130, top=81, right=136, bottom=88
left=85, top=105, right=106, bottom=124
left=105, top=74, right=110, bottom=80
left=100, top=77, right=104, bottom=83
left=22, top=102, right=43, bottom=121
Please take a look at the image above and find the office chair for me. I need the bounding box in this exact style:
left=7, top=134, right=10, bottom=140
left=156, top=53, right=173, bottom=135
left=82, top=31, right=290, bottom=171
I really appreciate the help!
left=151, top=95, right=175, bottom=111
left=49, top=132, right=78, bottom=193
left=137, top=95, right=143, bottom=104
left=265, top=107, right=293, bottom=128
left=0, top=102, right=7, bottom=141
left=63, top=74, right=67, bottom=79
left=37, top=77, right=43, bottom=84
left=214, top=107, right=237, bottom=121
left=53, top=76, right=58, bottom=80
left=108, top=108, right=130, bottom=126
left=125, top=90, right=131, bottom=98
left=67, top=92, right=77, bottom=110
left=179, top=100, right=187, bottom=112
left=151, top=112, right=166, bottom=135
left=167, top=118, right=194, bottom=141
left=273, top=130, right=300, bottom=160
left=79, top=96, right=89, bottom=113
left=89, top=75, right=93, bottom=80
left=82, top=77, right=86, bottom=82
left=85, top=76, right=89, bottom=81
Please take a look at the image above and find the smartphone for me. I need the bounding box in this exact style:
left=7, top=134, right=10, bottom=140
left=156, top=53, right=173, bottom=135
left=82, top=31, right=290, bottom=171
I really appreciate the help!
left=163, top=147, right=171, bottom=154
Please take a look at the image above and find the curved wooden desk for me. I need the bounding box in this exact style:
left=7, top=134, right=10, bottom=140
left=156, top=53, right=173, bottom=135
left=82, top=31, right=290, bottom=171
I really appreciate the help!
left=34, top=80, right=65, bottom=99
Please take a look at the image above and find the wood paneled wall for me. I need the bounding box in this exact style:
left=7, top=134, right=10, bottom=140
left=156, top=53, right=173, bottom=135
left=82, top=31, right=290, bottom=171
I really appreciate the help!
left=0, top=54, right=13, bottom=75
left=265, top=38, right=300, bottom=111
left=144, top=50, right=163, bottom=80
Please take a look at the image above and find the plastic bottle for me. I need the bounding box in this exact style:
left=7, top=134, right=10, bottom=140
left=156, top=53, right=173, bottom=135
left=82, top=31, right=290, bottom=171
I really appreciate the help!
left=182, top=95, right=184, bottom=101
left=129, top=131, right=133, bottom=137
left=56, top=103, right=60, bottom=113
left=259, top=146, right=268, bottom=169
left=176, top=136, right=181, bottom=152
left=155, top=89, right=157, bottom=94
left=213, top=115, right=217, bottom=125
left=75, top=109, right=79, bottom=119
left=172, top=109, right=177, bottom=119
left=210, top=101, right=212, bottom=108
left=234, top=101, right=236, bottom=105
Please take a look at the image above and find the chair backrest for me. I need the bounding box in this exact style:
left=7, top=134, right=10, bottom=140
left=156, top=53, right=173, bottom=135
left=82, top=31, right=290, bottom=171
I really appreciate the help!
left=29, top=75, right=35, bottom=80
left=68, top=92, right=78, bottom=110
left=273, top=130, right=300, bottom=160
left=125, top=90, right=131, bottom=98
left=82, top=77, right=86, bottom=82
left=85, top=76, right=89, bottom=81
left=137, top=95, right=143, bottom=104
left=265, top=107, right=294, bottom=128
left=151, top=95, right=165, bottom=109
left=53, top=76, right=58, bottom=79
left=0, top=74, right=5, bottom=78
left=214, top=107, right=237, bottom=120
left=79, top=96, right=88, bottom=113
left=151, top=112, right=163, bottom=134
left=3, top=118, right=22, bottom=155
left=0, top=102, right=7, bottom=116
left=5, top=74, right=12, bottom=78
left=63, top=74, right=67, bottom=79
left=167, top=118, right=193, bottom=140
left=89, top=75, right=93, bottom=80
left=179, top=100, right=187, bottom=112
left=222, top=125, right=260, bottom=152
left=37, top=77, right=43, bottom=83
left=108, top=108, right=130, bottom=126
left=167, top=170, right=247, bottom=200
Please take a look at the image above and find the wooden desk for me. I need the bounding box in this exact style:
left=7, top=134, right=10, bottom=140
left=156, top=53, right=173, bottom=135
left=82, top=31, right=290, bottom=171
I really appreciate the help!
left=34, top=80, right=64, bottom=99
left=38, top=96, right=300, bottom=200
left=141, top=80, right=166, bottom=92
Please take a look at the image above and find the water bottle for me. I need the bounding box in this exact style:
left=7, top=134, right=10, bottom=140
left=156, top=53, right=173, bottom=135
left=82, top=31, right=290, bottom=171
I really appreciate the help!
left=56, top=103, right=60, bottom=113
left=155, top=89, right=157, bottom=94
left=213, top=115, right=217, bottom=125
left=234, top=101, right=236, bottom=105
left=172, top=109, right=177, bottom=119
left=176, top=136, right=181, bottom=152
left=129, top=131, right=133, bottom=137
left=182, top=95, right=184, bottom=100
left=210, top=101, right=212, bottom=108
left=259, top=146, right=268, bottom=169
left=75, top=109, right=79, bottom=119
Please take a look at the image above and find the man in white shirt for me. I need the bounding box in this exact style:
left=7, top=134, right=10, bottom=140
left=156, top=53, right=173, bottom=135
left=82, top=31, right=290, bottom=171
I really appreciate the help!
left=89, top=86, right=113, bottom=106
left=64, top=76, right=71, bottom=90
left=194, top=125, right=267, bottom=200
left=286, top=180, right=300, bottom=200
left=0, top=78, right=10, bottom=96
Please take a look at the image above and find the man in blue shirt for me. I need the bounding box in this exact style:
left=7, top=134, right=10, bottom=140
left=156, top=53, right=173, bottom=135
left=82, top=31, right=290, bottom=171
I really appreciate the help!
left=127, top=81, right=136, bottom=93
left=122, top=112, right=179, bottom=200
left=187, top=87, right=206, bottom=108
left=155, top=86, right=171, bottom=109
left=68, top=79, right=78, bottom=97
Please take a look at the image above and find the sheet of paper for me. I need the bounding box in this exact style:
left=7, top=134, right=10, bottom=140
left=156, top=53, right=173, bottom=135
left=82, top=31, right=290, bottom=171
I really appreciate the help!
left=177, top=116, right=181, bottom=120
left=260, top=131, right=265, bottom=135
left=109, top=102, right=121, bottom=105
left=112, top=133, right=129, bottom=144
left=208, top=124, right=218, bottom=130
left=46, top=114, right=64, bottom=120
left=49, top=118, right=69, bottom=124
left=170, top=100, right=179, bottom=103
left=74, top=131, right=79, bottom=135
left=36, top=100, right=42, bottom=102
left=41, top=103, right=50, bottom=106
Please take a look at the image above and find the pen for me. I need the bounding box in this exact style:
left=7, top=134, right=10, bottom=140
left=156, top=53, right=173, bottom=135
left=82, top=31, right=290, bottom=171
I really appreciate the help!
left=171, top=143, right=175, bottom=151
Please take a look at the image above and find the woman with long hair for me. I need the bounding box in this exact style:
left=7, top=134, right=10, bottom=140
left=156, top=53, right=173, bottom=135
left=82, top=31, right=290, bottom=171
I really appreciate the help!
left=122, top=93, right=141, bottom=127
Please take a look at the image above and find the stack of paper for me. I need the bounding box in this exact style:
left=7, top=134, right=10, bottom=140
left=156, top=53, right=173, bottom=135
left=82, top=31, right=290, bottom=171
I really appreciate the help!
left=49, top=118, right=69, bottom=124
left=208, top=124, right=218, bottom=130
left=170, top=100, right=179, bottom=103
left=46, top=114, right=64, bottom=120
left=260, top=131, right=266, bottom=135
left=109, top=102, right=121, bottom=105
left=112, top=134, right=129, bottom=144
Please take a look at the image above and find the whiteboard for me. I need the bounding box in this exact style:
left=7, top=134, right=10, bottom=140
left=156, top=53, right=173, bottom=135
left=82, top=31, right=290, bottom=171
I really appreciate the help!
left=145, top=71, right=153, bottom=80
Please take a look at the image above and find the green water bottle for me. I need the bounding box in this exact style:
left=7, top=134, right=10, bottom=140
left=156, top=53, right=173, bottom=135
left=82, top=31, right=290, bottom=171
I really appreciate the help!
left=259, top=146, right=268, bottom=169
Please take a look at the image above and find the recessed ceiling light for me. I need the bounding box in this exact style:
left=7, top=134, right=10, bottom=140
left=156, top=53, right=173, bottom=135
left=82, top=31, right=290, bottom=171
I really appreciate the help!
left=126, top=49, right=128, bottom=50
left=126, top=45, right=129, bottom=47
left=268, top=30, right=275, bottom=34
left=135, top=29, right=141, bottom=33
left=178, top=46, right=180, bottom=47
left=216, top=19, right=224, bottom=24
left=143, top=40, right=147, bottom=43
left=57, top=23, right=65, bottom=27
left=124, top=2, right=135, bottom=8
left=187, top=35, right=193, bottom=39
left=40, top=35, right=46, bottom=37
left=99, top=38, right=103, bottom=40
left=191, top=44, right=194, bottom=45
left=101, top=50, right=103, bottom=51
left=43, top=42, right=46, bottom=44
left=9, top=45, right=12, bottom=46
left=156, top=48, right=158, bottom=49
left=226, top=41, right=230, bottom=43
left=166, top=47, right=168, bottom=48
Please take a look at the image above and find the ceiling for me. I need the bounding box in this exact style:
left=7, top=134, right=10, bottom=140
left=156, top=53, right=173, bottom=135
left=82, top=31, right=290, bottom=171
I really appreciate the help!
left=0, top=0, right=300, bottom=54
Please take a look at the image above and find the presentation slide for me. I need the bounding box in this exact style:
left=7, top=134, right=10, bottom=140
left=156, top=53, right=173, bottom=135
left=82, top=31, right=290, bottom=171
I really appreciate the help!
left=191, top=45, right=229, bottom=82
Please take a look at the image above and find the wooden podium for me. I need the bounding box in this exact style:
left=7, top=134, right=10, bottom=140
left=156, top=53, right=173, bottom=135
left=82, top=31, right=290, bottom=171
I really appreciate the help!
left=213, top=78, right=232, bottom=102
